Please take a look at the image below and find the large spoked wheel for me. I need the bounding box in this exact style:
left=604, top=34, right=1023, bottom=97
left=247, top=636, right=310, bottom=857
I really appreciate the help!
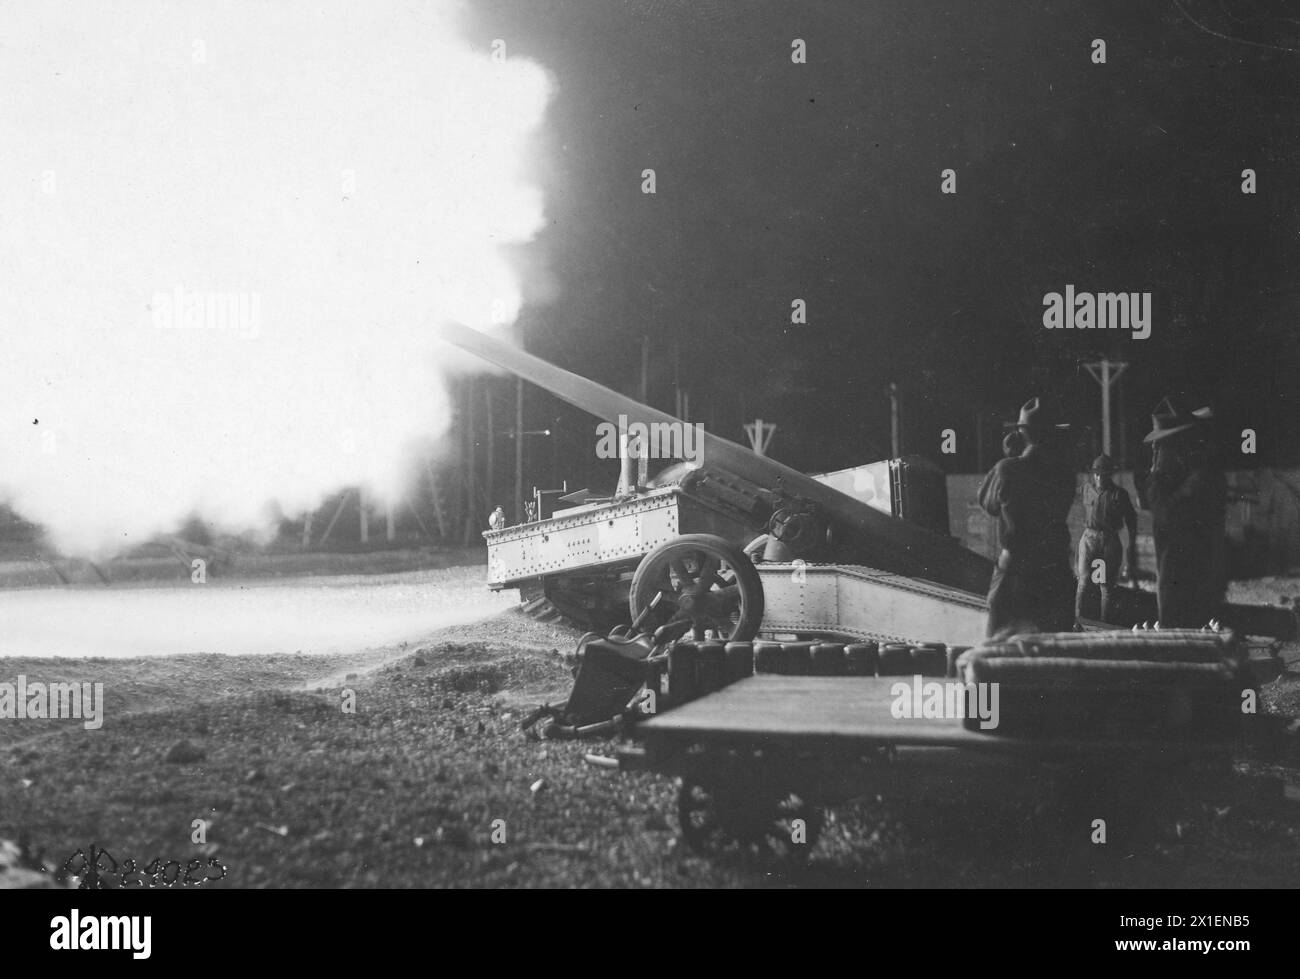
left=630, top=534, right=764, bottom=641
left=677, top=776, right=822, bottom=862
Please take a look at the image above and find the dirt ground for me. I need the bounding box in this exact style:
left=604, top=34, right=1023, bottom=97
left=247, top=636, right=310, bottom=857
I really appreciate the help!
left=2, top=571, right=1299, bottom=888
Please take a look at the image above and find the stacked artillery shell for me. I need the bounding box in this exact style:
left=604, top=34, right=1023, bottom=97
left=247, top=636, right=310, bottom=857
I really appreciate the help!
left=811, top=642, right=847, bottom=676
left=667, top=641, right=700, bottom=703
left=664, top=637, right=961, bottom=688
left=754, top=640, right=784, bottom=675
left=663, top=640, right=758, bottom=700
left=845, top=641, right=880, bottom=676
left=724, top=641, right=755, bottom=683
left=697, top=640, right=727, bottom=694
left=703, top=639, right=954, bottom=678
left=781, top=641, right=816, bottom=675
left=879, top=642, right=912, bottom=675
left=910, top=642, right=947, bottom=677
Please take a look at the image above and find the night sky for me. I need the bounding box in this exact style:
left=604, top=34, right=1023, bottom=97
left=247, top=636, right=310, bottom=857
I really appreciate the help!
left=462, top=0, right=1300, bottom=484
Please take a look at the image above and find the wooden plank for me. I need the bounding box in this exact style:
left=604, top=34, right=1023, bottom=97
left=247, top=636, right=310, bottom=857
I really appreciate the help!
left=638, top=675, right=1228, bottom=759
left=642, top=676, right=978, bottom=745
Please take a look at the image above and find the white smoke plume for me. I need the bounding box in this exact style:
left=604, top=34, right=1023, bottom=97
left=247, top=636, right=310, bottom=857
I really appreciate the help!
left=0, top=1, right=551, bottom=555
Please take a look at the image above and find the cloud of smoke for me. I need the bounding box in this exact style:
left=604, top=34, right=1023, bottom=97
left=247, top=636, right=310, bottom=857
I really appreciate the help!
left=0, top=1, right=551, bottom=555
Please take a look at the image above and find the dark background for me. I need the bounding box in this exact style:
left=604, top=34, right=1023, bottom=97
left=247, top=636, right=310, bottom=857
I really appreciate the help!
left=462, top=0, right=1300, bottom=489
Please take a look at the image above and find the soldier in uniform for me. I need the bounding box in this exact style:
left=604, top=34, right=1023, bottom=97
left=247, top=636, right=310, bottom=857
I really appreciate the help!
left=978, top=397, right=1077, bottom=636
left=1002, top=428, right=1026, bottom=460
left=1143, top=398, right=1225, bottom=628
left=1074, top=454, right=1137, bottom=625
left=488, top=505, right=506, bottom=531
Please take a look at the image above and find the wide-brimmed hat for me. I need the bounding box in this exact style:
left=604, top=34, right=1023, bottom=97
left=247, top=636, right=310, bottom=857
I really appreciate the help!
left=1089, top=453, right=1118, bottom=473
left=1015, top=396, right=1069, bottom=434
left=1143, top=396, right=1213, bottom=443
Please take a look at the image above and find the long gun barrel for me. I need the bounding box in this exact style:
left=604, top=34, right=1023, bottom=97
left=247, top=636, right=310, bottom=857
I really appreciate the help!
left=439, top=322, right=993, bottom=595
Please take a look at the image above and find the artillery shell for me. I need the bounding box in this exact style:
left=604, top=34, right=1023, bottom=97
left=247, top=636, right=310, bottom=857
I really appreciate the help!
left=724, top=642, right=755, bottom=682
left=697, top=641, right=727, bottom=694
left=667, top=641, right=700, bottom=703
left=845, top=642, right=879, bottom=676
left=781, top=641, right=816, bottom=676
left=879, top=643, right=911, bottom=675
left=910, top=645, right=946, bottom=677
left=812, top=642, right=847, bottom=676
left=753, top=640, right=784, bottom=674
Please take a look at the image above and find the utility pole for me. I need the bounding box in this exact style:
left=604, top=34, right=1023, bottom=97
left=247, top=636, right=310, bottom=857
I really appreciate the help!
left=890, top=382, right=902, bottom=457
left=462, top=378, right=477, bottom=545
left=743, top=419, right=777, bottom=457
left=484, top=379, right=495, bottom=512
left=1118, top=372, right=1129, bottom=469
left=1084, top=357, right=1127, bottom=456
left=514, top=376, right=524, bottom=523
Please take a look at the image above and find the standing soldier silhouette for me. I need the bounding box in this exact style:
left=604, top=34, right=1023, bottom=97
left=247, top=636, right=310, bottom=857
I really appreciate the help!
left=978, top=397, right=1077, bottom=636
left=1001, top=428, right=1026, bottom=460
left=1143, top=398, right=1225, bottom=628
left=1074, top=453, right=1137, bottom=625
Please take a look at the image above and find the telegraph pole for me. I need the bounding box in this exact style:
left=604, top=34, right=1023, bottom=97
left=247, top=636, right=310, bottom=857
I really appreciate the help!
left=514, top=376, right=524, bottom=523
left=1084, top=358, right=1127, bottom=456
left=743, top=418, right=777, bottom=457
left=462, top=378, right=477, bottom=544
left=485, top=379, right=495, bottom=512
left=890, top=382, right=902, bottom=457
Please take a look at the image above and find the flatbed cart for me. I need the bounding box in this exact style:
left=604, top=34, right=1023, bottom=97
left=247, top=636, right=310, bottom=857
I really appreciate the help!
left=620, top=674, right=1278, bottom=861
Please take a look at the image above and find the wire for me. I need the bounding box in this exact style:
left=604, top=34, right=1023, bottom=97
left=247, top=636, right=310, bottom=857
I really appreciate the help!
left=1172, top=0, right=1300, bottom=54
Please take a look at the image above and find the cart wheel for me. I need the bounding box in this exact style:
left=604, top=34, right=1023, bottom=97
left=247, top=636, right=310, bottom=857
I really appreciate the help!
left=630, top=534, right=764, bottom=642
left=677, top=777, right=822, bottom=862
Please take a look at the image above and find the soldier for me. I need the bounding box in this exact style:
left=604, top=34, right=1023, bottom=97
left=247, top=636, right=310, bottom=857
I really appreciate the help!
left=488, top=505, right=506, bottom=531
left=1002, top=428, right=1026, bottom=460
left=1143, top=398, right=1225, bottom=628
left=1074, top=454, right=1137, bottom=625
left=978, top=397, right=1077, bottom=636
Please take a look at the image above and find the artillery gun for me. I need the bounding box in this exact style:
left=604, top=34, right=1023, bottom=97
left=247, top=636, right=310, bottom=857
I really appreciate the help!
left=441, top=322, right=994, bottom=647
left=440, top=323, right=1296, bottom=651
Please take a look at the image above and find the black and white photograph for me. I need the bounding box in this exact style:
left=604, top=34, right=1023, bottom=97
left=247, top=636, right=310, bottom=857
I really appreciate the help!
left=1, top=0, right=1298, bottom=945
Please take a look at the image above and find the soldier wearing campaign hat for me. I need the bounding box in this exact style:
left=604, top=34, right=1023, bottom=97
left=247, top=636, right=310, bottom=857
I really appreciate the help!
left=1143, top=397, right=1226, bottom=628
left=978, top=396, right=1077, bottom=636
left=1074, top=453, right=1137, bottom=625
